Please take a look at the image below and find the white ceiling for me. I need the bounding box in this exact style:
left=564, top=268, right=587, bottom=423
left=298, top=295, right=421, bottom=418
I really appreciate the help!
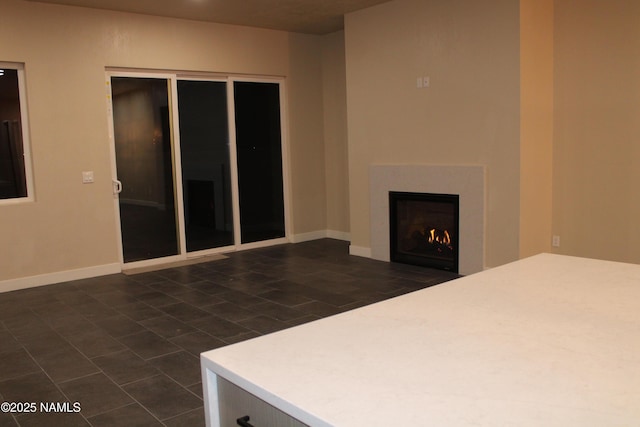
left=24, top=0, right=392, bottom=34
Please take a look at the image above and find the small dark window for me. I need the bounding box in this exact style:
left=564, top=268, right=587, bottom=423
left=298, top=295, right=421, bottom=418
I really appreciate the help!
left=0, top=64, right=32, bottom=201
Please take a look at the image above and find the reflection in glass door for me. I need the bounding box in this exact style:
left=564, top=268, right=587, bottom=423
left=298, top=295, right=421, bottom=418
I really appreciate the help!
left=111, top=77, right=179, bottom=262
left=177, top=80, right=234, bottom=252
left=234, top=81, right=285, bottom=244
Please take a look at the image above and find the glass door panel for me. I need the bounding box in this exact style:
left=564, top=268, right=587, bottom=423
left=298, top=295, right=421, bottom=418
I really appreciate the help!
left=111, top=77, right=179, bottom=262
left=233, top=81, right=285, bottom=244
left=177, top=80, right=234, bottom=252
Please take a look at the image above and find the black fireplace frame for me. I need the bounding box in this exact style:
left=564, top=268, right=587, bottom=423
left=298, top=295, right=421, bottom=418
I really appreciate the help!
left=389, top=191, right=459, bottom=273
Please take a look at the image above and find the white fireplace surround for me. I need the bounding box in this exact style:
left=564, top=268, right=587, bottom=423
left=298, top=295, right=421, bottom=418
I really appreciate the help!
left=368, top=164, right=485, bottom=275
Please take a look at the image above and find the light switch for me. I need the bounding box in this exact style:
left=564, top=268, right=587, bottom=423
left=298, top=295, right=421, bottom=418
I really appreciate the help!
left=82, top=171, right=94, bottom=184
left=416, top=76, right=430, bottom=89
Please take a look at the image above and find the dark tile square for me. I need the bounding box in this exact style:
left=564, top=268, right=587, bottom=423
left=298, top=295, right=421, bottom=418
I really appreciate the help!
left=285, top=314, right=321, bottom=327
left=19, top=335, right=99, bottom=383
left=169, top=332, right=227, bottom=357
left=256, top=288, right=314, bottom=306
left=52, top=289, right=103, bottom=305
left=147, top=281, right=191, bottom=296
left=294, top=300, right=343, bottom=318
left=237, top=315, right=290, bottom=335
left=187, top=383, right=203, bottom=399
left=183, top=281, right=228, bottom=296
left=134, top=291, right=181, bottom=308
left=226, top=271, right=278, bottom=285
left=115, top=301, right=164, bottom=322
left=216, top=289, right=267, bottom=306
left=72, top=301, right=119, bottom=321
left=87, top=403, right=163, bottom=427
left=58, top=372, right=133, bottom=417
left=155, top=269, right=204, bottom=285
left=60, top=328, right=125, bottom=358
left=2, top=314, right=52, bottom=342
left=0, top=330, right=23, bottom=354
left=47, top=312, right=94, bottom=335
left=127, top=271, right=166, bottom=286
left=0, top=349, right=40, bottom=381
left=139, top=315, right=196, bottom=339
left=0, top=372, right=66, bottom=403
left=30, top=300, right=77, bottom=322
left=173, top=290, right=225, bottom=308
left=148, top=351, right=201, bottom=387
left=288, top=284, right=356, bottom=307
left=123, top=375, right=202, bottom=421
left=222, top=331, right=261, bottom=344
left=201, top=302, right=256, bottom=322
left=306, top=270, right=359, bottom=283
left=243, top=301, right=306, bottom=322
left=217, top=278, right=276, bottom=294
left=0, top=411, right=18, bottom=426
left=89, top=290, right=140, bottom=307
left=14, top=411, right=90, bottom=427
left=117, top=331, right=180, bottom=360
left=159, top=302, right=212, bottom=323
left=94, top=314, right=146, bottom=338
left=189, top=315, right=252, bottom=340
left=163, top=407, right=205, bottom=427
left=91, top=350, right=159, bottom=385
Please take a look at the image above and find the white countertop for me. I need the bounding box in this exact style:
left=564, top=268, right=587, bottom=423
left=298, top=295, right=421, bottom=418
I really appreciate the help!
left=201, top=253, right=640, bottom=426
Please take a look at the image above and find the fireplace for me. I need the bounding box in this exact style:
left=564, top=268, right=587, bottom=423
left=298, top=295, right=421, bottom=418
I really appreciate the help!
left=389, top=191, right=459, bottom=273
left=369, top=165, right=484, bottom=275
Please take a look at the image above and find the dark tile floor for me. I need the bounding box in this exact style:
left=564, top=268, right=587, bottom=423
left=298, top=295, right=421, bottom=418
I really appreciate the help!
left=0, top=239, right=459, bottom=427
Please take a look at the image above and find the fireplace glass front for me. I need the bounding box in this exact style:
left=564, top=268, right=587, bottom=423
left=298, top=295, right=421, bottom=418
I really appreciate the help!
left=389, top=191, right=459, bottom=273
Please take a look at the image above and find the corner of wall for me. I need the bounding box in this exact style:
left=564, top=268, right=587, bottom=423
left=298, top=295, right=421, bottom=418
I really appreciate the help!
left=519, top=0, right=554, bottom=258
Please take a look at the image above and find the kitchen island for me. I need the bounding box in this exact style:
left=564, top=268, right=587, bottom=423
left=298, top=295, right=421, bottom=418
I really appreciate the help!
left=201, top=253, right=640, bottom=426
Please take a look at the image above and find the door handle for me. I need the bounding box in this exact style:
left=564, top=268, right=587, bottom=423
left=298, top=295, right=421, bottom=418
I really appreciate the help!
left=237, top=415, right=255, bottom=427
left=113, top=179, right=123, bottom=195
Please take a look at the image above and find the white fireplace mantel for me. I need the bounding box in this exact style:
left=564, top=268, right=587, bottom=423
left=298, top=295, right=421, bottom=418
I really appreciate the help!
left=369, top=164, right=485, bottom=275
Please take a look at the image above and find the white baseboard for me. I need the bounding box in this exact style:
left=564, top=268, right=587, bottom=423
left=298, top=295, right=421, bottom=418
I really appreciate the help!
left=349, top=245, right=372, bottom=258
left=326, top=230, right=350, bottom=241
left=290, top=230, right=350, bottom=243
left=290, top=230, right=328, bottom=243
left=0, top=263, right=121, bottom=294
left=0, top=233, right=355, bottom=294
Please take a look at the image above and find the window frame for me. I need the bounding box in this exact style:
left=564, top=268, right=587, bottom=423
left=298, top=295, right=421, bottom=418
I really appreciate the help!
left=0, top=62, right=34, bottom=204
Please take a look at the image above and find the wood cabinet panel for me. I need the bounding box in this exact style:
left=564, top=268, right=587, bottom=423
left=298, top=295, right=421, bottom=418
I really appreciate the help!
left=217, top=377, right=309, bottom=427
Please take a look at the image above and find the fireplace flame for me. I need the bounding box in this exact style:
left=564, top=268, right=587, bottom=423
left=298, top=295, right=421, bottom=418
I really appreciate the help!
left=428, top=228, right=451, bottom=245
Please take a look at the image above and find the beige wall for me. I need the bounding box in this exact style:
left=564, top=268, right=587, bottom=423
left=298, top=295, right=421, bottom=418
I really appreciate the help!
left=0, top=0, right=328, bottom=283
left=322, top=31, right=350, bottom=235
left=287, top=33, right=328, bottom=235
left=553, top=0, right=640, bottom=264
left=345, top=0, right=521, bottom=268
left=519, top=0, right=554, bottom=258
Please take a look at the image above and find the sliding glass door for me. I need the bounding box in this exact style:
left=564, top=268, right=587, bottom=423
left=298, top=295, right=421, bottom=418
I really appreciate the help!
left=111, top=77, right=178, bottom=263
left=177, top=80, right=234, bottom=252
left=108, top=73, right=287, bottom=265
left=234, top=81, right=285, bottom=244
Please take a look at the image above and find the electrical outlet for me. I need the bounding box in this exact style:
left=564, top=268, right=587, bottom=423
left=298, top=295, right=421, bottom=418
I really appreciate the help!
left=82, top=171, right=94, bottom=184
left=552, top=235, right=560, bottom=248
